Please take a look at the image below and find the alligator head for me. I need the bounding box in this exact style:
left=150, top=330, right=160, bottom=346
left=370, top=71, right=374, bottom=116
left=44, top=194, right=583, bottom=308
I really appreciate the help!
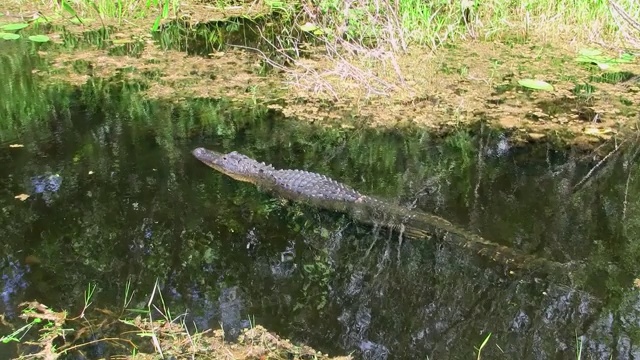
left=192, top=147, right=275, bottom=183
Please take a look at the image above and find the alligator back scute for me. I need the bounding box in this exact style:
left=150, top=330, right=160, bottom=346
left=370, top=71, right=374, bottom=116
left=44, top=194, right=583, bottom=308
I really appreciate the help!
left=272, top=169, right=363, bottom=202
left=229, top=152, right=275, bottom=174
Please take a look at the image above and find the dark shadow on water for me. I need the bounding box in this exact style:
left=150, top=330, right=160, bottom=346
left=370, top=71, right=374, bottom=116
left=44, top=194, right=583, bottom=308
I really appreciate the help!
left=2, top=75, right=640, bottom=358
left=154, top=18, right=314, bottom=65
left=534, top=97, right=604, bottom=122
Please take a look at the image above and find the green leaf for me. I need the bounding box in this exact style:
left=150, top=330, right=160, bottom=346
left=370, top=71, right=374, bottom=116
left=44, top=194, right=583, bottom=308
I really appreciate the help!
left=59, top=0, right=79, bottom=17
left=299, top=22, right=319, bottom=32
left=620, top=53, right=635, bottom=62
left=28, top=35, right=50, bottom=42
left=70, top=18, right=93, bottom=24
left=609, top=56, right=633, bottom=64
left=1, top=23, right=29, bottom=31
left=0, top=32, right=20, bottom=40
left=162, top=0, right=170, bottom=18
left=576, top=49, right=633, bottom=66
left=33, top=17, right=50, bottom=24
left=578, top=48, right=602, bottom=57
left=151, top=16, right=161, bottom=32
left=517, top=79, right=554, bottom=91
left=298, top=22, right=325, bottom=35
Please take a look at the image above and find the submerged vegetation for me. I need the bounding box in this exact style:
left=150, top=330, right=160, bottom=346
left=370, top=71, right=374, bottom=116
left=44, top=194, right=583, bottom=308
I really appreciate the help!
left=1, top=0, right=639, bottom=143
left=2, top=75, right=640, bottom=358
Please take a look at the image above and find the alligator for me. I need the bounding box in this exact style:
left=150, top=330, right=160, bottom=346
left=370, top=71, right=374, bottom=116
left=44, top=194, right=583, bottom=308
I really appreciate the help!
left=193, top=147, right=575, bottom=273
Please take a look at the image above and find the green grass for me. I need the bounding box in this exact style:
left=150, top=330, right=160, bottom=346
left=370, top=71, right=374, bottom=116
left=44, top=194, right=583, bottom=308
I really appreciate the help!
left=7, top=0, right=640, bottom=48
left=58, top=0, right=180, bottom=19
left=369, top=0, right=639, bottom=46
left=475, top=332, right=492, bottom=359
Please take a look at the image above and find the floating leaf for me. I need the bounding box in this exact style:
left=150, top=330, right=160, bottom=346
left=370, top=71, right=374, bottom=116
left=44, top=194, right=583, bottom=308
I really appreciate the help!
left=575, top=55, right=605, bottom=64
left=517, top=79, right=554, bottom=91
left=0, top=32, right=20, bottom=40
left=576, top=48, right=633, bottom=66
left=14, top=194, right=30, bottom=201
left=1, top=23, right=29, bottom=31
left=609, top=56, right=633, bottom=64
left=578, top=48, right=602, bottom=57
left=620, top=53, right=635, bottom=62
left=9, top=144, right=24, bottom=148
left=28, top=35, right=50, bottom=42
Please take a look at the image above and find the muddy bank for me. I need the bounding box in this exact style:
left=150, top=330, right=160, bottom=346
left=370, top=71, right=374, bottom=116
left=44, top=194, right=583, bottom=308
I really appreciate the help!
left=1, top=301, right=349, bottom=359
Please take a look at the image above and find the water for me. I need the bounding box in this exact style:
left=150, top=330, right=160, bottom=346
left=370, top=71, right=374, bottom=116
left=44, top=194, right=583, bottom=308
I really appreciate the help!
left=2, top=46, right=640, bottom=360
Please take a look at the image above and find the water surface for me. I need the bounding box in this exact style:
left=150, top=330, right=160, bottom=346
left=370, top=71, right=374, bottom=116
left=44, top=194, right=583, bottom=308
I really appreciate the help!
left=2, top=44, right=640, bottom=360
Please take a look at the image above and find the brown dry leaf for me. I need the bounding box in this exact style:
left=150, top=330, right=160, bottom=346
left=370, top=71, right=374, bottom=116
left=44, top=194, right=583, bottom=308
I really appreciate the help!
left=19, top=301, right=66, bottom=325
left=14, top=194, right=30, bottom=201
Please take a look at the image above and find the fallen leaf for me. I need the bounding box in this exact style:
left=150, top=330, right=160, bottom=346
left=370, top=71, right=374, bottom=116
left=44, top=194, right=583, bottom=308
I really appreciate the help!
left=14, top=194, right=30, bottom=201
left=9, top=144, right=24, bottom=148
left=517, top=79, right=554, bottom=91
left=584, top=127, right=614, bottom=136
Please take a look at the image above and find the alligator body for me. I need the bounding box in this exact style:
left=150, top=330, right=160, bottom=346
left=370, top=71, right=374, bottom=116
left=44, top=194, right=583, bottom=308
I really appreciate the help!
left=193, top=147, right=571, bottom=273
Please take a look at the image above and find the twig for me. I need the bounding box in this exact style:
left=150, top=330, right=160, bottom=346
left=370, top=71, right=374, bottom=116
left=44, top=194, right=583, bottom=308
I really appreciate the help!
left=572, top=139, right=626, bottom=193
left=608, top=0, right=640, bottom=50
left=621, top=138, right=640, bottom=220
left=57, top=337, right=137, bottom=356
left=610, top=1, right=640, bottom=33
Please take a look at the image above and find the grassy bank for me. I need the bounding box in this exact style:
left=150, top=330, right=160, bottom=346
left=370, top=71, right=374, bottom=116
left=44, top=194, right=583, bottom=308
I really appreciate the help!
left=6, top=0, right=640, bottom=48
